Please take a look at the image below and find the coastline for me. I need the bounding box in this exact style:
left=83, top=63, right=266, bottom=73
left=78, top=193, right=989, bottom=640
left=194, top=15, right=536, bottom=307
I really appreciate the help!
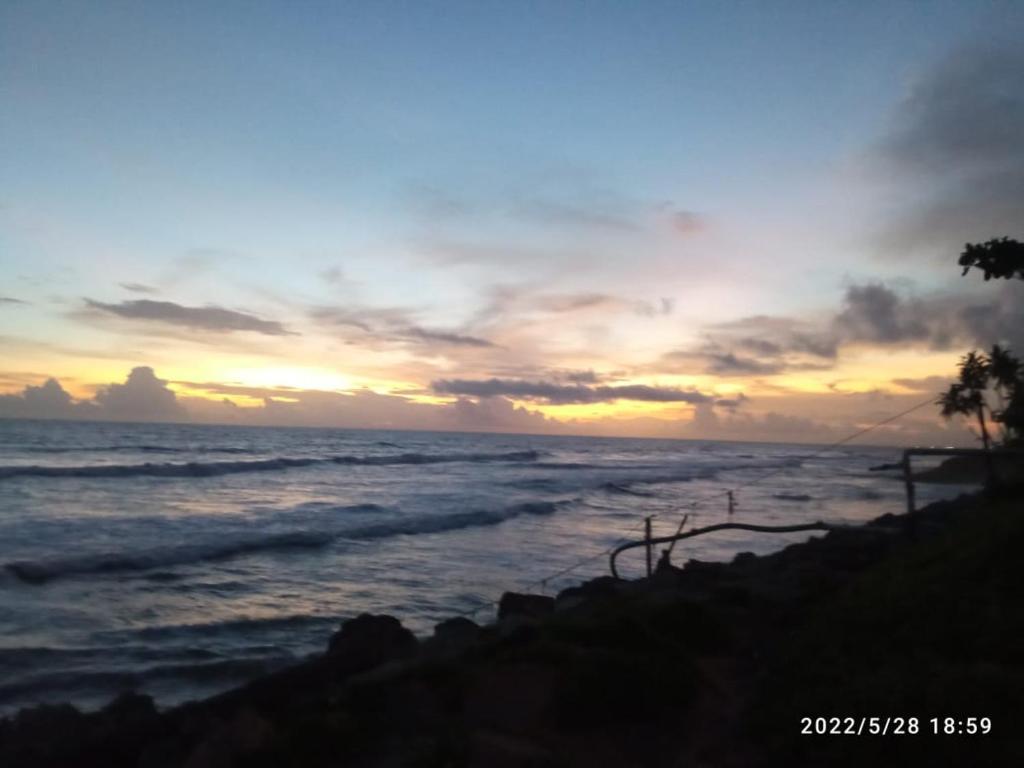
left=2, top=486, right=1021, bottom=767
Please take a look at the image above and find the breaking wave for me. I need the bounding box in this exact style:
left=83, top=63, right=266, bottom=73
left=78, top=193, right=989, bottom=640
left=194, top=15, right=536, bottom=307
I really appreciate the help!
left=0, top=450, right=541, bottom=481
left=4, top=500, right=568, bottom=584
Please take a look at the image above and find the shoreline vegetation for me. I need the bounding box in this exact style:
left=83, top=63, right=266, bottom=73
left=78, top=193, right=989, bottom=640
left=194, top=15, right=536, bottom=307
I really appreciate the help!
left=910, top=450, right=1024, bottom=485
left=1, top=479, right=1021, bottom=767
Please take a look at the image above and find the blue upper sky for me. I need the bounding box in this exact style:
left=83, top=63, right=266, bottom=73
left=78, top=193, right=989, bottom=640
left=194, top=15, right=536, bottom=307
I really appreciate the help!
left=2, top=1, right=1023, bottom=442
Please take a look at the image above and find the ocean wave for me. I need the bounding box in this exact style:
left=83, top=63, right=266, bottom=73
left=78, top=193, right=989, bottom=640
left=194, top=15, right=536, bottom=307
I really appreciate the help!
left=0, top=449, right=542, bottom=481
left=772, top=493, right=813, bottom=502
left=601, top=482, right=656, bottom=497
left=25, top=444, right=187, bottom=454
left=0, top=655, right=290, bottom=703
left=531, top=461, right=605, bottom=470
left=0, top=457, right=320, bottom=480
left=125, top=614, right=338, bottom=641
left=4, top=500, right=569, bottom=584
left=330, top=449, right=540, bottom=466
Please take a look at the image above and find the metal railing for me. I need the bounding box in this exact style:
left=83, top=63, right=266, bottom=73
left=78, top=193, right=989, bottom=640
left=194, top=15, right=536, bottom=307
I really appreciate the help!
left=608, top=520, right=833, bottom=580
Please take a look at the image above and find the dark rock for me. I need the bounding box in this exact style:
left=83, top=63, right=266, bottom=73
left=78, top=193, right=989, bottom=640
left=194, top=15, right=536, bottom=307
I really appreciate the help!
left=182, top=708, right=275, bottom=768
left=497, top=592, right=555, bottom=621
left=428, top=617, right=481, bottom=655
left=2, top=704, right=87, bottom=767
left=100, top=691, right=158, bottom=724
left=733, top=551, right=758, bottom=566
left=683, top=559, right=728, bottom=575
left=326, top=613, right=418, bottom=671
left=555, top=576, right=620, bottom=610
left=94, top=692, right=163, bottom=766
left=434, top=616, right=479, bottom=637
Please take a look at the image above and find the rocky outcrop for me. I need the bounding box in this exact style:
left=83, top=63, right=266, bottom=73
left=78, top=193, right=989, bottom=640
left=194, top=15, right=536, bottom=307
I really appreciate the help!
left=497, top=592, right=554, bottom=621
left=326, top=613, right=418, bottom=668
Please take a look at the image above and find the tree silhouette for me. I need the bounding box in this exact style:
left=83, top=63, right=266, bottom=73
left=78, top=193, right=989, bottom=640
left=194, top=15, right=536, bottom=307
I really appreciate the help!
left=939, top=350, right=994, bottom=451
left=938, top=345, right=1023, bottom=448
left=958, top=237, right=1024, bottom=281
left=939, top=238, right=1024, bottom=450
left=988, top=345, right=1024, bottom=446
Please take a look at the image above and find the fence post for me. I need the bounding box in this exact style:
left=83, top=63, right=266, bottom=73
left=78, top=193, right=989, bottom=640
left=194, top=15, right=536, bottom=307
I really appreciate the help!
left=901, top=450, right=918, bottom=539
left=644, top=516, right=653, bottom=578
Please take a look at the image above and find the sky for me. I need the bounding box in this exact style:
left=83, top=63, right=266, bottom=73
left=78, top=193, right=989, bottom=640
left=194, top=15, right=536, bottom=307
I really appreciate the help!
left=2, top=1, right=1024, bottom=444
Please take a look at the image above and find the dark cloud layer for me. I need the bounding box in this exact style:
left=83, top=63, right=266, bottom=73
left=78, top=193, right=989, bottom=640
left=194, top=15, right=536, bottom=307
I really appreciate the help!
left=832, top=283, right=934, bottom=345
left=669, top=277, right=1024, bottom=378
left=877, top=43, right=1024, bottom=253
left=403, top=327, right=496, bottom=348
left=118, top=283, right=158, bottom=294
left=0, top=378, right=78, bottom=419
left=0, top=367, right=183, bottom=422
left=432, top=378, right=712, bottom=405
left=87, top=299, right=293, bottom=336
left=833, top=281, right=1024, bottom=352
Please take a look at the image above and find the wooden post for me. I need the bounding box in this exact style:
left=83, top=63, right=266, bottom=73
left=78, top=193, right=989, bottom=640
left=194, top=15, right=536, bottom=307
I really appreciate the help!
left=644, top=516, right=653, bottom=578
left=901, top=450, right=918, bottom=539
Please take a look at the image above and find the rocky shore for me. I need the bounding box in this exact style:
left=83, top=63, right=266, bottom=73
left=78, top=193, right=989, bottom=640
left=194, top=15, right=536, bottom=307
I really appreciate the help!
left=2, top=486, right=1021, bottom=767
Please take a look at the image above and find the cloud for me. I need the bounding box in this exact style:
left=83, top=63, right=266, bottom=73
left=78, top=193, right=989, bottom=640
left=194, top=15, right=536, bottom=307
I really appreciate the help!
left=86, top=299, right=293, bottom=336
left=0, top=367, right=975, bottom=445
left=662, top=314, right=837, bottom=377
left=402, top=327, right=496, bottom=348
left=532, top=293, right=619, bottom=313
left=179, top=380, right=555, bottom=433
left=714, top=394, right=748, bottom=410
left=0, top=367, right=183, bottom=422
left=313, top=305, right=496, bottom=349
left=432, top=377, right=713, bottom=405
left=704, top=352, right=787, bottom=376
left=833, top=281, right=1024, bottom=352
left=118, top=283, right=157, bottom=294
left=93, top=366, right=185, bottom=421
left=874, top=43, right=1024, bottom=253
left=666, top=278, right=1024, bottom=379
left=564, top=369, right=600, bottom=384
left=0, top=297, right=27, bottom=305
left=890, top=375, right=956, bottom=393
left=689, top=403, right=839, bottom=442
left=832, top=283, right=933, bottom=345
left=0, top=378, right=81, bottom=419
left=508, top=292, right=674, bottom=319
left=447, top=396, right=554, bottom=432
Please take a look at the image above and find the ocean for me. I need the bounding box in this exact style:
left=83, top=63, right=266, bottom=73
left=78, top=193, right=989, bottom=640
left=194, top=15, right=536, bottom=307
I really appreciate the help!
left=0, top=419, right=967, bottom=714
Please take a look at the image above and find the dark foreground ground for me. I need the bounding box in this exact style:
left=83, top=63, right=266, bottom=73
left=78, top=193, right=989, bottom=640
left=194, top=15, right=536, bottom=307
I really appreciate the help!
left=2, top=485, right=1022, bottom=767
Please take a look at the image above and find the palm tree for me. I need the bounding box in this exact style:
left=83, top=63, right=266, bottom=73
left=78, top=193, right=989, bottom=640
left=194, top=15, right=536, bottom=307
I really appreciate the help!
left=988, top=345, right=1023, bottom=445
left=938, top=351, right=993, bottom=451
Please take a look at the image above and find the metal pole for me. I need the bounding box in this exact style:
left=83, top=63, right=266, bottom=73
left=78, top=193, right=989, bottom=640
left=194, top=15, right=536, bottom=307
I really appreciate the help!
left=644, top=516, right=653, bottom=578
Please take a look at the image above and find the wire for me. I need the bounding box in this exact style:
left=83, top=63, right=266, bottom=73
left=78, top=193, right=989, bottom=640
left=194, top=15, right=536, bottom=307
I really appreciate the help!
left=453, top=393, right=940, bottom=619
